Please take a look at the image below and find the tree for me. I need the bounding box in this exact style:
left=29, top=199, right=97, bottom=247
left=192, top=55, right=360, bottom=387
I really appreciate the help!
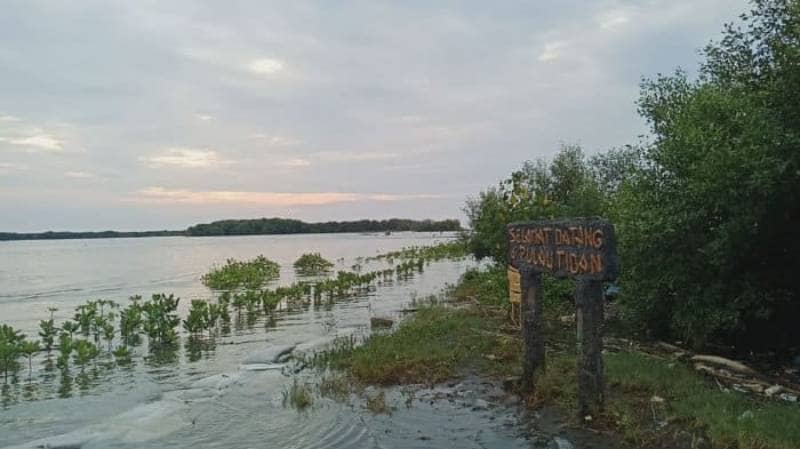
left=464, top=144, right=605, bottom=265
left=619, top=0, right=800, bottom=349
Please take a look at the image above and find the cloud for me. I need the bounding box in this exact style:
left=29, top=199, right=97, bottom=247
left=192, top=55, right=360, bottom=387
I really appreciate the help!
left=277, top=158, right=311, bottom=168
left=312, top=151, right=400, bottom=162
left=140, top=147, right=231, bottom=168
left=538, top=41, right=566, bottom=62
left=0, top=162, right=28, bottom=174
left=249, top=134, right=302, bottom=147
left=0, top=133, right=65, bottom=152
left=246, top=58, right=285, bottom=75
left=195, top=113, right=214, bottom=121
left=131, top=187, right=445, bottom=206
left=0, top=115, right=70, bottom=152
left=64, top=171, right=96, bottom=179
left=598, top=10, right=631, bottom=30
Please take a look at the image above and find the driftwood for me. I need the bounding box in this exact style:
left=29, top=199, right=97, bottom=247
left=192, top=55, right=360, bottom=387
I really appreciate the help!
left=690, top=354, right=758, bottom=376
left=693, top=362, right=800, bottom=396
left=655, top=341, right=685, bottom=353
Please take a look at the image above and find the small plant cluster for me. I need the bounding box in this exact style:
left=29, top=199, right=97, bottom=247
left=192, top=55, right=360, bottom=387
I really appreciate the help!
left=183, top=298, right=231, bottom=336
left=282, top=378, right=313, bottom=410
left=293, top=253, right=335, bottom=274
left=0, top=324, right=40, bottom=383
left=1, top=243, right=470, bottom=405
left=364, top=241, right=467, bottom=264
left=0, top=293, right=189, bottom=390
left=202, top=255, right=280, bottom=290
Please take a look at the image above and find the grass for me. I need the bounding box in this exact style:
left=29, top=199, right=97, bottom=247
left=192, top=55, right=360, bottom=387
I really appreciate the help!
left=320, top=266, right=800, bottom=449
left=536, top=350, right=800, bottom=449
left=366, top=391, right=392, bottom=414
left=318, top=373, right=352, bottom=402
left=283, top=378, right=313, bottom=410
left=317, top=306, right=518, bottom=386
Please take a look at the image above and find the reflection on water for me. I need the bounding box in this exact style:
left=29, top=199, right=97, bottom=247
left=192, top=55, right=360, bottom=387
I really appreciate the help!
left=0, top=233, right=551, bottom=449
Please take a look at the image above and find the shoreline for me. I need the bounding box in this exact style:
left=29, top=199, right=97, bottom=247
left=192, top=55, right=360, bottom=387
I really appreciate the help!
left=314, top=266, right=800, bottom=449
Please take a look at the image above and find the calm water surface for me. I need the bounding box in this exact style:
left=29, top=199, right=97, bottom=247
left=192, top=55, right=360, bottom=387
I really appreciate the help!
left=0, top=233, right=540, bottom=449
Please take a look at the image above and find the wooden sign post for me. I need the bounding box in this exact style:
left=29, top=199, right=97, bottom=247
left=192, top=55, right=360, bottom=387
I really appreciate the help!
left=507, top=218, right=619, bottom=418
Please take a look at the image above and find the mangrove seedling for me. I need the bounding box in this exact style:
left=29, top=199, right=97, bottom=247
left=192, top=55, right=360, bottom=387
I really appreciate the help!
left=72, top=339, right=99, bottom=371
left=39, top=318, right=57, bottom=354
left=57, top=332, right=73, bottom=369
left=112, top=346, right=132, bottom=365
left=61, top=320, right=79, bottom=338
left=202, top=255, right=280, bottom=290
left=19, top=340, right=41, bottom=380
left=183, top=300, right=211, bottom=336
left=119, top=297, right=144, bottom=347
left=142, top=293, right=180, bottom=347
left=0, top=324, right=24, bottom=383
left=294, top=253, right=335, bottom=274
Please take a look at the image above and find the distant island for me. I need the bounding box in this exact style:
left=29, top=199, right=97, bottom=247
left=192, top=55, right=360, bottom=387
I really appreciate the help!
left=0, top=218, right=462, bottom=242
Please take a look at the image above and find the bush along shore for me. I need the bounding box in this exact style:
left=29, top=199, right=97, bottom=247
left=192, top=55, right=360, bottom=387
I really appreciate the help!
left=315, top=265, right=800, bottom=449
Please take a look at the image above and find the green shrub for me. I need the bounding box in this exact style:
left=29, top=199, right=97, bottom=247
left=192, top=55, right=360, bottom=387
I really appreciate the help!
left=293, top=253, right=334, bottom=274
left=202, top=255, right=280, bottom=290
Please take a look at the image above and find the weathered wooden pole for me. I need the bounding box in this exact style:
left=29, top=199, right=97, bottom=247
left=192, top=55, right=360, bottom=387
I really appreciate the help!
left=520, top=268, right=545, bottom=392
left=576, top=279, right=604, bottom=417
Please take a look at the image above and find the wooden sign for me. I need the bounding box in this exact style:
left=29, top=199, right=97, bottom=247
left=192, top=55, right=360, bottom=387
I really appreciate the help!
left=507, top=218, right=619, bottom=419
left=507, top=266, right=521, bottom=304
left=507, top=218, right=618, bottom=281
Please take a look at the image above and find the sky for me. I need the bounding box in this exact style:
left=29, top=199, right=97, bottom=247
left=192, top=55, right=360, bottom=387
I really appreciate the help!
left=0, top=0, right=744, bottom=232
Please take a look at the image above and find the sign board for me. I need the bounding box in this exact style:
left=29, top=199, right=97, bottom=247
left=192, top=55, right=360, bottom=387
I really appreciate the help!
left=507, top=266, right=521, bottom=304
left=507, top=218, right=619, bottom=281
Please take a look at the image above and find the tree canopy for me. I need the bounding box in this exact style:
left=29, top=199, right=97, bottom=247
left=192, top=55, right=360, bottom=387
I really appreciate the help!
left=464, top=0, right=800, bottom=352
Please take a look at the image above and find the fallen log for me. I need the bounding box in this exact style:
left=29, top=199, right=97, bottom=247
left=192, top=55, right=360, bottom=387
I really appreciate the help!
left=690, top=354, right=758, bottom=376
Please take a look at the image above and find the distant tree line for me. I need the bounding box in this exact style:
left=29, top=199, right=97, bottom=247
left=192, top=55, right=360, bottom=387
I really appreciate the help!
left=464, top=0, right=800, bottom=353
left=0, top=230, right=183, bottom=241
left=0, top=218, right=461, bottom=241
left=185, top=218, right=461, bottom=236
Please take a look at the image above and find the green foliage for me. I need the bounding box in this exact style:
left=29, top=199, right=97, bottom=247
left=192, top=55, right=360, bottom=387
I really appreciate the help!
left=618, top=0, right=800, bottom=348
left=183, top=300, right=211, bottom=335
left=119, top=296, right=144, bottom=346
left=38, top=319, right=57, bottom=353
left=461, top=2, right=800, bottom=352
left=533, top=349, right=800, bottom=449
left=112, top=345, right=132, bottom=364
left=317, top=306, right=508, bottom=385
left=0, top=324, right=25, bottom=383
left=141, top=293, right=180, bottom=347
left=57, top=331, right=73, bottom=368
left=365, top=241, right=468, bottom=263
left=607, top=351, right=800, bottom=449
left=72, top=339, right=99, bottom=369
left=202, top=255, right=280, bottom=290
left=293, top=253, right=335, bottom=274
left=452, top=266, right=509, bottom=307
left=464, top=144, right=606, bottom=265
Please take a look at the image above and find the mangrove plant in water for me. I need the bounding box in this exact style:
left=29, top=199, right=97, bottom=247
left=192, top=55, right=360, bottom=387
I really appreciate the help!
left=293, top=253, right=334, bottom=274
left=202, top=255, right=280, bottom=290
